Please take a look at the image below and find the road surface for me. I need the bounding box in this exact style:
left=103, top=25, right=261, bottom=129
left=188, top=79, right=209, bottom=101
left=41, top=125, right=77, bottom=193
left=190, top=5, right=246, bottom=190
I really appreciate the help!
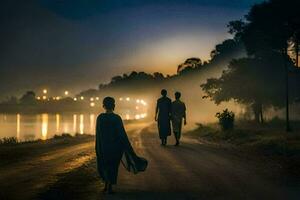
left=0, top=122, right=297, bottom=200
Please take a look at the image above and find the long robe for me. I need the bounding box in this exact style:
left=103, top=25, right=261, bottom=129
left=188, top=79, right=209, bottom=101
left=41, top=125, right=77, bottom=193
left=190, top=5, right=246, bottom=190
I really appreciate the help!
left=95, top=112, right=147, bottom=184
left=156, top=96, right=172, bottom=139
left=171, top=100, right=186, bottom=140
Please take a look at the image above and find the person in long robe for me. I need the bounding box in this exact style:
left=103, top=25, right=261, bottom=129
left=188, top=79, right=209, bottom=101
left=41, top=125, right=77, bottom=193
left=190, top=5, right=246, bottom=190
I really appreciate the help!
left=155, top=89, right=172, bottom=146
left=171, top=92, right=186, bottom=146
left=95, top=97, right=147, bottom=194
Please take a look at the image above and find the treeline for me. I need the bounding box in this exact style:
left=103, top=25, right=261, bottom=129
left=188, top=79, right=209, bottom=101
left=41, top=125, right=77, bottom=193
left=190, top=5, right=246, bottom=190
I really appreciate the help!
left=78, top=0, right=300, bottom=124
left=3, top=0, right=300, bottom=122
left=78, top=38, right=244, bottom=97
left=0, top=91, right=93, bottom=113
left=201, top=0, right=300, bottom=125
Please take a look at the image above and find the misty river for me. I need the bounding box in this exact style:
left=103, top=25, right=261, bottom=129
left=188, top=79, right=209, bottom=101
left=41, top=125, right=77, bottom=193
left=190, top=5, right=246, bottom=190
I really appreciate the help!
left=0, top=112, right=148, bottom=141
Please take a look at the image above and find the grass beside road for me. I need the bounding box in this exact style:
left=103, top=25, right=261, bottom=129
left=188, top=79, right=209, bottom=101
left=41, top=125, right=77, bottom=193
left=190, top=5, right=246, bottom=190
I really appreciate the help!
left=186, top=121, right=300, bottom=156
left=0, top=133, right=94, bottom=167
left=185, top=120, right=300, bottom=183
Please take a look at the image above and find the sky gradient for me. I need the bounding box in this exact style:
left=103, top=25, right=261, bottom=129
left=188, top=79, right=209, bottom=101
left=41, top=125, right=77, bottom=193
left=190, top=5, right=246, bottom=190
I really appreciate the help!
left=0, top=0, right=263, bottom=98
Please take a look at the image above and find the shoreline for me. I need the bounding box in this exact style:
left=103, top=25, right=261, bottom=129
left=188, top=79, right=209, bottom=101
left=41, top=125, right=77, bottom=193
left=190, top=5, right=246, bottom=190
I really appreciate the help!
left=0, top=133, right=94, bottom=145
left=0, top=133, right=94, bottom=167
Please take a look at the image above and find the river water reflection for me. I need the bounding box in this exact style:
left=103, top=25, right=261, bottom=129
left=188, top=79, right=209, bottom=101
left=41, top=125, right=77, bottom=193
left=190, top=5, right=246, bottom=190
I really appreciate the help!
left=0, top=113, right=99, bottom=141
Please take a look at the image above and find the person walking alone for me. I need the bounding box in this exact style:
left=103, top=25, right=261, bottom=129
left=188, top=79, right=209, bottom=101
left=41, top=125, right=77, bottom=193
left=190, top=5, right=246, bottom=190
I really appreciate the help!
left=95, top=97, right=147, bottom=194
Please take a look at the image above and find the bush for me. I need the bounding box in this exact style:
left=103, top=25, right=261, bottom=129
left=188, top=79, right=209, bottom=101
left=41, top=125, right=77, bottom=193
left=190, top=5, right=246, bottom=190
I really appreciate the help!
left=0, top=137, right=18, bottom=145
left=216, top=109, right=235, bottom=131
left=53, top=133, right=73, bottom=139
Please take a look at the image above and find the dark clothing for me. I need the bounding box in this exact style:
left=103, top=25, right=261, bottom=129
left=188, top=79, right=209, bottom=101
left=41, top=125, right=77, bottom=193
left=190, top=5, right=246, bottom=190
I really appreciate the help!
left=171, top=100, right=186, bottom=140
left=121, top=151, right=148, bottom=174
left=95, top=112, right=147, bottom=184
left=156, top=96, right=172, bottom=139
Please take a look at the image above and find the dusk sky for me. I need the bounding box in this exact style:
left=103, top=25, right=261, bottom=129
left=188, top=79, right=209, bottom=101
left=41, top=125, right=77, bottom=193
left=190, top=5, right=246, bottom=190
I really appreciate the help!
left=0, top=0, right=263, bottom=98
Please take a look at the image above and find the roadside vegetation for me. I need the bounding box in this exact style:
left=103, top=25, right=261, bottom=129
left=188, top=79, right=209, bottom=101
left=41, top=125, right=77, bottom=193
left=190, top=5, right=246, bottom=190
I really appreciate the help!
left=186, top=119, right=300, bottom=156
left=0, top=133, right=94, bottom=167
left=186, top=117, right=300, bottom=183
left=0, top=133, right=93, bottom=146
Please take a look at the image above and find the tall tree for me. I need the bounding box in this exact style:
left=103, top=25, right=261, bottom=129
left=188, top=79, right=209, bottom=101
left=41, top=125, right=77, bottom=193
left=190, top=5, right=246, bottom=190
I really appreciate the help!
left=226, top=0, right=300, bottom=130
left=201, top=54, right=288, bottom=123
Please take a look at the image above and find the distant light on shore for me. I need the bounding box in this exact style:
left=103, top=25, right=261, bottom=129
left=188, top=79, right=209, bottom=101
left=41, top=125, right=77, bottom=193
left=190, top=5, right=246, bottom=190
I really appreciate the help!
left=43, top=89, right=47, bottom=94
left=141, top=100, right=147, bottom=105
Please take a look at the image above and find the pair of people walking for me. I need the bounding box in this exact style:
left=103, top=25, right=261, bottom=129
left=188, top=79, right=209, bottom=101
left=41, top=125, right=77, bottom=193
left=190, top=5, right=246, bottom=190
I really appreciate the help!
left=155, top=89, right=187, bottom=146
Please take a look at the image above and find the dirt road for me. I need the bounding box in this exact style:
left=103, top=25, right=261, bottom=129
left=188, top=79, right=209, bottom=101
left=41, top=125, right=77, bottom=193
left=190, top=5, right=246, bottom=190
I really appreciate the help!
left=107, top=125, right=294, bottom=200
left=1, top=122, right=298, bottom=200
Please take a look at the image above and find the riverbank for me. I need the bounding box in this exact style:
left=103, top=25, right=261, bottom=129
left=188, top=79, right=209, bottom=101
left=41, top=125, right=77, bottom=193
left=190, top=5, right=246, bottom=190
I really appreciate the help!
left=0, top=134, right=94, bottom=167
left=0, top=122, right=149, bottom=200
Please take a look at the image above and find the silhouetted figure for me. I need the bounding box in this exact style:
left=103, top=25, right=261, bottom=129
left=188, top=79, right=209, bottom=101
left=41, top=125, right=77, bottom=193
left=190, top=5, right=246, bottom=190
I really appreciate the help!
left=155, top=89, right=172, bottom=146
left=96, top=97, right=147, bottom=194
left=171, top=92, right=186, bottom=146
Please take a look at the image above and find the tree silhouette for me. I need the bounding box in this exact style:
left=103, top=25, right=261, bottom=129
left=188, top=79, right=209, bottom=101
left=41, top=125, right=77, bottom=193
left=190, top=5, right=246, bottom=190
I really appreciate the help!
left=20, top=91, right=36, bottom=105
left=201, top=54, right=290, bottom=123
left=207, top=0, right=300, bottom=128
left=177, top=57, right=202, bottom=74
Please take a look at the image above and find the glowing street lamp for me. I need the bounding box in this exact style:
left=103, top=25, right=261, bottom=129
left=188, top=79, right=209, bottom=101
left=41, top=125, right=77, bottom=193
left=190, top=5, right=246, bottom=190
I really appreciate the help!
left=42, top=96, right=47, bottom=100
left=80, top=96, right=84, bottom=100
left=37, top=96, right=41, bottom=100
left=119, top=97, right=123, bottom=101
left=64, top=91, right=69, bottom=96
left=90, top=97, right=94, bottom=101
left=73, top=97, right=77, bottom=101
left=95, top=97, right=99, bottom=101
left=126, top=97, right=130, bottom=101
left=90, top=102, right=95, bottom=107
left=43, top=89, right=47, bottom=94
